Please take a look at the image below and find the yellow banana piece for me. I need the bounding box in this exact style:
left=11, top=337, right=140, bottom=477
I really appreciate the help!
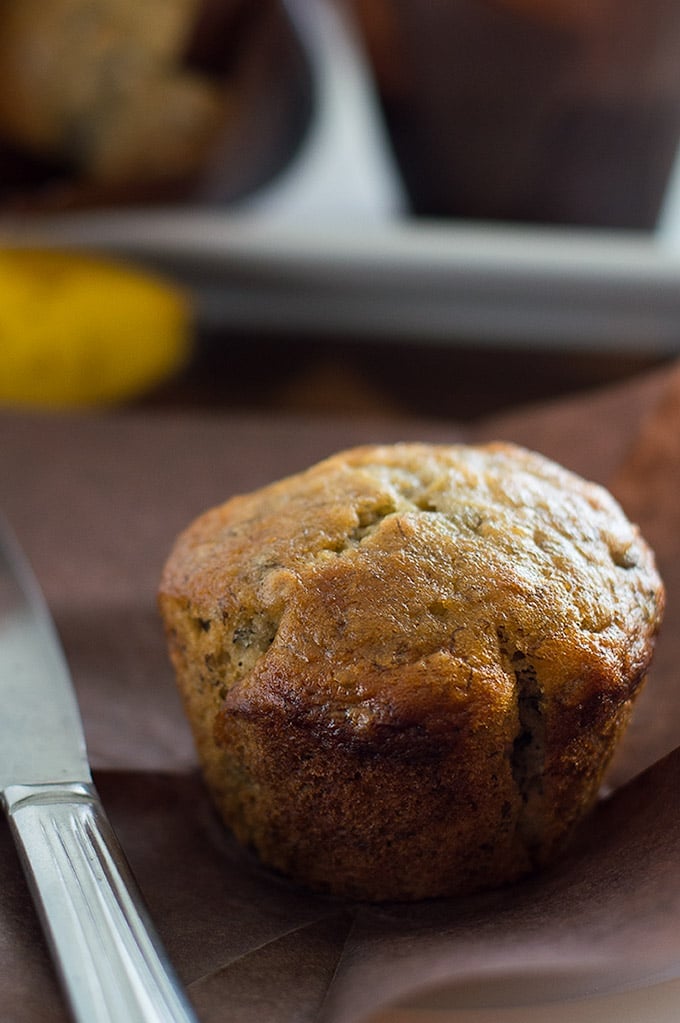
left=0, top=248, right=192, bottom=408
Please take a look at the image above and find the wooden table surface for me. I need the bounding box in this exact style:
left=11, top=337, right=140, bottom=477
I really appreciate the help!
left=142, top=327, right=673, bottom=423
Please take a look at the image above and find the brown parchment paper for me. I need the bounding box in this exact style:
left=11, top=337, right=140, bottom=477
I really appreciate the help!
left=1, top=360, right=679, bottom=1023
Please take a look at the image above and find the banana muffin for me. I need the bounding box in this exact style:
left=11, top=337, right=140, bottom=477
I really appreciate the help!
left=159, top=442, right=664, bottom=901
left=0, top=0, right=225, bottom=189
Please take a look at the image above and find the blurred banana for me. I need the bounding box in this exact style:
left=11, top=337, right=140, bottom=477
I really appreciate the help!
left=0, top=248, right=192, bottom=408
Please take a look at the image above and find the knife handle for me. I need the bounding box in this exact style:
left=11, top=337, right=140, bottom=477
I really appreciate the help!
left=3, top=782, right=198, bottom=1023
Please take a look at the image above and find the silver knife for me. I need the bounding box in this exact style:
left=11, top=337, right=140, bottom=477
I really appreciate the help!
left=0, top=518, right=198, bottom=1023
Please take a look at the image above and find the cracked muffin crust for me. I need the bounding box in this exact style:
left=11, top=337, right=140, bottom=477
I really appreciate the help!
left=159, top=442, right=664, bottom=901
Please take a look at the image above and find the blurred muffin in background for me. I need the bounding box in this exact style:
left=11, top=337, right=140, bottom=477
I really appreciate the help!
left=351, top=0, right=680, bottom=229
left=0, top=0, right=311, bottom=210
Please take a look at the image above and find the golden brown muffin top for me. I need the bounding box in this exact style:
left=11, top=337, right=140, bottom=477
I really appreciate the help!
left=160, top=442, right=664, bottom=749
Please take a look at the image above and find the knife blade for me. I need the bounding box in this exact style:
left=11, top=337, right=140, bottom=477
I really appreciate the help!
left=0, top=518, right=198, bottom=1023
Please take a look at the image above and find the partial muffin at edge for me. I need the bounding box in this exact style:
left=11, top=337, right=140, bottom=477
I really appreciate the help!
left=158, top=442, right=665, bottom=901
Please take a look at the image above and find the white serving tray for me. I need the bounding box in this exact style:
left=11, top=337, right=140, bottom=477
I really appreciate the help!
left=10, top=210, right=680, bottom=353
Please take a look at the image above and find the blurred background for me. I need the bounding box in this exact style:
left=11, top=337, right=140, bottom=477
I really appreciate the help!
left=1, top=0, right=680, bottom=421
